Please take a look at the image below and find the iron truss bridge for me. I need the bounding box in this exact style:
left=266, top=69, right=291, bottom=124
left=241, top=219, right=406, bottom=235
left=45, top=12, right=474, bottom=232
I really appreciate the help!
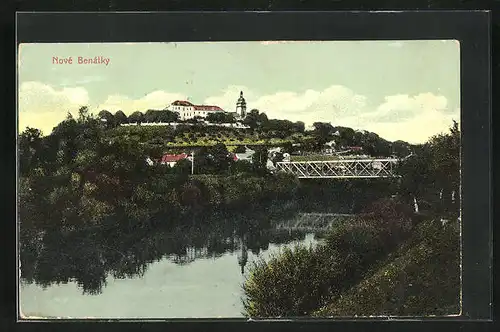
left=275, top=158, right=400, bottom=179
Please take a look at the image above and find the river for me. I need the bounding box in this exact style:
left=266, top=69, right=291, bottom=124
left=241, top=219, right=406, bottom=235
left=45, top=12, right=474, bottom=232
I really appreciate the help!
left=19, top=215, right=324, bottom=319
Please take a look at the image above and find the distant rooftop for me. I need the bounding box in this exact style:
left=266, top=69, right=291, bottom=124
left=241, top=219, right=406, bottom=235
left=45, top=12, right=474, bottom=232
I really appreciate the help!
left=170, top=100, right=224, bottom=112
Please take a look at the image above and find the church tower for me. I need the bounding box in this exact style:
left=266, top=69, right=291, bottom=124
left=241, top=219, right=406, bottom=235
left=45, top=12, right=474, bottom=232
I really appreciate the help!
left=236, top=91, right=247, bottom=118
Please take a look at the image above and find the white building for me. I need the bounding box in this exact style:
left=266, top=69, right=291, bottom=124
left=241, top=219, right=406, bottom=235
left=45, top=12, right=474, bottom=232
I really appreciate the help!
left=165, top=92, right=248, bottom=121
left=164, top=100, right=225, bottom=121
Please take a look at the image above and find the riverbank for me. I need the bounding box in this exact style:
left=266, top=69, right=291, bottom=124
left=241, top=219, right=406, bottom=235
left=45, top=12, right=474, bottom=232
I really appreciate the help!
left=242, top=208, right=460, bottom=318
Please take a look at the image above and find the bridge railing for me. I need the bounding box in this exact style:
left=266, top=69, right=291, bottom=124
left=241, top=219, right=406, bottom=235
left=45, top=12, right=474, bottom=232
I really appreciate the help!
left=275, top=158, right=400, bottom=178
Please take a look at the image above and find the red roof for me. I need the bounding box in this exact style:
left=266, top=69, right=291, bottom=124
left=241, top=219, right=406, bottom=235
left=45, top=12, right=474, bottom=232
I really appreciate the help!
left=161, top=153, right=188, bottom=163
left=229, top=153, right=238, bottom=161
left=172, top=100, right=194, bottom=106
left=194, top=105, right=224, bottom=112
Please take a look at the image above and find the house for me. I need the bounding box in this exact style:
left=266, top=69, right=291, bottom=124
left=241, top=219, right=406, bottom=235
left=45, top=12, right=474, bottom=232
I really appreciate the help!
left=233, top=147, right=255, bottom=162
left=323, top=140, right=337, bottom=154
left=160, top=153, right=189, bottom=167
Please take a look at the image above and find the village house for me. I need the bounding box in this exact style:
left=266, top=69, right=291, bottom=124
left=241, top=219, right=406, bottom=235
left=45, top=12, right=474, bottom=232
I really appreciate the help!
left=232, top=147, right=255, bottom=162
left=159, top=153, right=190, bottom=167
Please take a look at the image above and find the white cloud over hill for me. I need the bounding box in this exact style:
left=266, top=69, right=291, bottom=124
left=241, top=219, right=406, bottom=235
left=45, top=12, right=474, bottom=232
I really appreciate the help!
left=18, top=82, right=90, bottom=135
left=18, top=81, right=459, bottom=143
left=97, top=91, right=188, bottom=115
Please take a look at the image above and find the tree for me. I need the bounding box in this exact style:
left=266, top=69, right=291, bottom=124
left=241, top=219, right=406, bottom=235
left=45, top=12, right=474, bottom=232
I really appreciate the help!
left=157, top=110, right=179, bottom=123
left=19, top=127, right=44, bottom=176
left=186, top=116, right=204, bottom=124
left=312, top=122, right=334, bottom=148
left=98, top=110, right=117, bottom=129
left=243, top=109, right=264, bottom=129
left=232, top=160, right=253, bottom=173
left=128, top=111, right=145, bottom=125
left=293, top=121, right=305, bottom=133
left=98, top=110, right=115, bottom=122
left=397, top=121, right=460, bottom=217
left=252, top=146, right=269, bottom=173
left=114, top=110, right=128, bottom=125
left=271, top=151, right=284, bottom=165
left=392, top=140, right=412, bottom=157
left=172, top=159, right=192, bottom=175
left=258, top=112, right=268, bottom=125
left=207, top=143, right=232, bottom=173
left=206, top=112, right=235, bottom=124
left=234, top=145, right=246, bottom=153
left=427, top=121, right=460, bottom=217
left=144, top=110, right=161, bottom=123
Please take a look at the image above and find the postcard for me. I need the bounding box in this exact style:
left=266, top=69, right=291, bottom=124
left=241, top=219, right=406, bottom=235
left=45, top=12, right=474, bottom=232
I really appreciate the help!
left=18, top=40, right=461, bottom=319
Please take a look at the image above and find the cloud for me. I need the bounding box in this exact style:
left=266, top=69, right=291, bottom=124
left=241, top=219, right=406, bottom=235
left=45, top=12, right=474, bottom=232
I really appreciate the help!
left=19, top=81, right=459, bottom=143
left=18, top=81, right=90, bottom=134
left=205, top=85, right=368, bottom=124
left=18, top=82, right=186, bottom=135
left=206, top=85, right=457, bottom=143
left=203, top=85, right=257, bottom=112
left=362, top=109, right=459, bottom=143
left=362, top=93, right=448, bottom=123
left=253, top=85, right=368, bottom=122
left=97, top=90, right=187, bottom=115
left=346, top=93, right=454, bottom=143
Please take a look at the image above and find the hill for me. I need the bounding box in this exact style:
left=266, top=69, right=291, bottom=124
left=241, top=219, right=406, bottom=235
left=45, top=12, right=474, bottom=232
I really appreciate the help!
left=105, top=120, right=415, bottom=157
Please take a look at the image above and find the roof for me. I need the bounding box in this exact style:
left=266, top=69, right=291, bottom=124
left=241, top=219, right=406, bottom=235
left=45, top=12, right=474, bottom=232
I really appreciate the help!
left=171, top=100, right=194, bottom=106
left=194, top=105, right=224, bottom=111
left=161, top=153, right=188, bottom=163
left=229, top=153, right=238, bottom=161
left=170, top=100, right=224, bottom=112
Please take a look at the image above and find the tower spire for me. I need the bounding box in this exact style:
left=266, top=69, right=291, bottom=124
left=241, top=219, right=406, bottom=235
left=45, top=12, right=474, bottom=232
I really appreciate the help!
left=236, top=91, right=247, bottom=118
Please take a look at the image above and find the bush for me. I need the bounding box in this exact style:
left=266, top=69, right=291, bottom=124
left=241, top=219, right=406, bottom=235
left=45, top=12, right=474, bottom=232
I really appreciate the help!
left=313, top=219, right=460, bottom=317
left=242, top=198, right=415, bottom=318
left=242, top=244, right=342, bottom=317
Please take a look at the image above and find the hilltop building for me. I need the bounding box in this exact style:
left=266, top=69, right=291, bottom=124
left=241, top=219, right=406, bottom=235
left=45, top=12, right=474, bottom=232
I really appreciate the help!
left=164, top=91, right=248, bottom=121
left=164, top=100, right=225, bottom=121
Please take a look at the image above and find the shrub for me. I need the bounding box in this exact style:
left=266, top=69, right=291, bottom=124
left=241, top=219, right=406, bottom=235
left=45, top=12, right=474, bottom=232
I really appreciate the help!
left=242, top=198, right=416, bottom=318
left=242, top=244, right=342, bottom=317
left=314, top=219, right=460, bottom=317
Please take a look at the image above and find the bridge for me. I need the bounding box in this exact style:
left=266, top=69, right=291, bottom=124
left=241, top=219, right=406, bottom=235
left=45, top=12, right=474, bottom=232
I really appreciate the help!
left=275, top=158, right=400, bottom=179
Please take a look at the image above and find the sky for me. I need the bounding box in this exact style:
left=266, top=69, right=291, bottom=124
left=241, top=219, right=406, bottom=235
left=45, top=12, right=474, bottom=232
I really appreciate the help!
left=18, top=40, right=460, bottom=144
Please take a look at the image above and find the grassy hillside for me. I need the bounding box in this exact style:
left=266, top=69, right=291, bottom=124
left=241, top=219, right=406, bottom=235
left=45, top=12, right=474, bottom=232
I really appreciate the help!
left=106, top=123, right=414, bottom=157
left=313, top=218, right=460, bottom=317
left=107, top=125, right=308, bottom=150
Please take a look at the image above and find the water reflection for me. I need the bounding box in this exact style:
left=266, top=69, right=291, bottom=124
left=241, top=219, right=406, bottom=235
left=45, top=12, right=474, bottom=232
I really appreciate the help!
left=20, top=215, right=318, bottom=296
